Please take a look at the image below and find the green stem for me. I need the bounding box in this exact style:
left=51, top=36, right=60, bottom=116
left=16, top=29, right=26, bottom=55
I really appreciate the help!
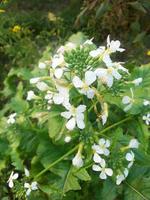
left=34, top=145, right=79, bottom=180
left=97, top=116, right=132, bottom=136
left=125, top=181, right=149, bottom=200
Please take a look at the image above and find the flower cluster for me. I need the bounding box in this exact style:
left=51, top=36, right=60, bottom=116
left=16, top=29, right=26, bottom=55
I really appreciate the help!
left=91, top=138, right=139, bottom=185
left=7, top=168, right=38, bottom=197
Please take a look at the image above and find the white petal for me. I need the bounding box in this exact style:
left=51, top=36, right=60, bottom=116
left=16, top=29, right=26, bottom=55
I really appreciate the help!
left=105, top=140, right=110, bottom=147
left=103, top=54, right=112, bottom=65
left=86, top=89, right=95, bottom=99
left=92, top=164, right=101, bottom=171
left=124, top=168, right=129, bottom=177
left=39, top=62, right=46, bottom=69
left=61, top=111, right=72, bottom=119
left=72, top=76, right=83, bottom=88
left=129, top=139, right=139, bottom=149
left=76, top=105, right=86, bottom=113
left=124, top=103, right=132, bottom=112
left=66, top=117, right=76, bottom=130
left=95, top=68, right=107, bottom=78
left=112, top=69, right=122, bottom=80
left=31, top=182, right=38, bottom=190
left=93, top=153, right=102, bottom=163
left=76, top=119, right=85, bottom=129
left=104, top=149, right=110, bottom=156
left=54, top=68, right=63, bottom=79
left=8, top=180, right=14, bottom=188
left=99, top=138, right=106, bottom=145
left=12, top=173, right=19, bottom=180
left=100, top=159, right=106, bottom=168
left=128, top=161, right=134, bottom=168
left=122, top=96, right=131, bottom=104
left=116, top=175, right=124, bottom=185
left=26, top=188, right=31, bottom=196
left=106, top=75, right=113, bottom=88
left=36, top=82, right=49, bottom=91
left=125, top=152, right=134, bottom=161
left=105, top=168, right=113, bottom=176
left=24, top=183, right=30, bottom=188
left=85, top=71, right=96, bottom=85
left=53, top=94, right=64, bottom=104
left=99, top=171, right=107, bottom=179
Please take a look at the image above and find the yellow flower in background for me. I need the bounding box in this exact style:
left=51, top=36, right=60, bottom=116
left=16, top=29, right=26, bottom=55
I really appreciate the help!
left=48, top=12, right=57, bottom=21
left=12, top=25, right=21, bottom=33
left=147, top=50, right=150, bottom=56
left=0, top=9, right=6, bottom=13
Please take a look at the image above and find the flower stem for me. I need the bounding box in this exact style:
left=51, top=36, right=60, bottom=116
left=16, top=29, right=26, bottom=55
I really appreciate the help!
left=34, top=144, right=79, bottom=180
left=97, top=116, right=132, bottom=136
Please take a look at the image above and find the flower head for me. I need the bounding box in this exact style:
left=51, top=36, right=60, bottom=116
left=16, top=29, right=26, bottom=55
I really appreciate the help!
left=26, top=90, right=37, bottom=101
left=125, top=151, right=135, bottom=168
left=128, top=139, right=139, bottom=149
left=142, top=113, right=150, bottom=125
left=7, top=113, right=17, bottom=124
left=61, top=104, right=86, bottom=130
left=24, top=182, right=38, bottom=196
left=143, top=99, right=150, bottom=106
left=72, top=71, right=96, bottom=99
left=92, top=138, right=110, bottom=156
left=107, top=35, right=125, bottom=53
left=132, top=77, right=143, bottom=86
left=38, top=62, right=46, bottom=69
left=7, top=171, right=19, bottom=188
left=92, top=159, right=113, bottom=179
left=116, top=168, right=128, bottom=185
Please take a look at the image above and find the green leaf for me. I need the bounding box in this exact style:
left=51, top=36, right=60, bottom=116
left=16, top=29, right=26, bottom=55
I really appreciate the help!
left=101, top=179, right=117, bottom=200
left=74, top=168, right=91, bottom=181
left=48, top=111, right=66, bottom=140
left=95, top=0, right=111, bottom=19
left=62, top=166, right=81, bottom=195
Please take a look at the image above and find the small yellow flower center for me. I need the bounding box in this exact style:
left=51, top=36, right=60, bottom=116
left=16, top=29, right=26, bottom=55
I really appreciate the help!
left=107, top=67, right=113, bottom=74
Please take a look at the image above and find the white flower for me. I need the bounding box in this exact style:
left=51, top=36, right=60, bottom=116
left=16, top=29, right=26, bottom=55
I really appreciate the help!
left=122, top=88, right=134, bottom=112
left=129, top=139, right=139, bottom=149
left=51, top=54, right=64, bottom=68
left=72, top=71, right=96, bottom=99
left=106, top=61, right=129, bottom=74
left=95, top=67, right=122, bottom=88
left=61, top=104, right=86, bottom=130
left=64, top=136, right=71, bottom=143
left=142, top=113, right=150, bottom=125
left=51, top=54, right=65, bottom=79
left=93, top=152, right=102, bottom=163
left=24, top=168, right=30, bottom=177
left=36, top=82, right=49, bottom=91
left=92, top=159, right=113, bottom=179
left=92, top=138, right=110, bottom=156
left=107, top=35, right=125, bottom=53
left=72, top=151, right=83, bottom=168
left=38, top=62, right=46, bottom=69
left=89, top=46, right=105, bottom=58
left=30, top=77, right=40, bottom=84
left=101, top=103, right=108, bottom=125
left=26, top=90, right=36, bottom=101
left=125, top=151, right=135, bottom=168
left=116, top=168, right=128, bottom=185
left=7, top=171, right=19, bottom=188
left=53, top=84, right=70, bottom=107
left=24, top=182, right=38, bottom=196
left=143, top=99, right=150, bottom=106
left=132, top=77, right=143, bottom=86
left=7, top=113, right=17, bottom=124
